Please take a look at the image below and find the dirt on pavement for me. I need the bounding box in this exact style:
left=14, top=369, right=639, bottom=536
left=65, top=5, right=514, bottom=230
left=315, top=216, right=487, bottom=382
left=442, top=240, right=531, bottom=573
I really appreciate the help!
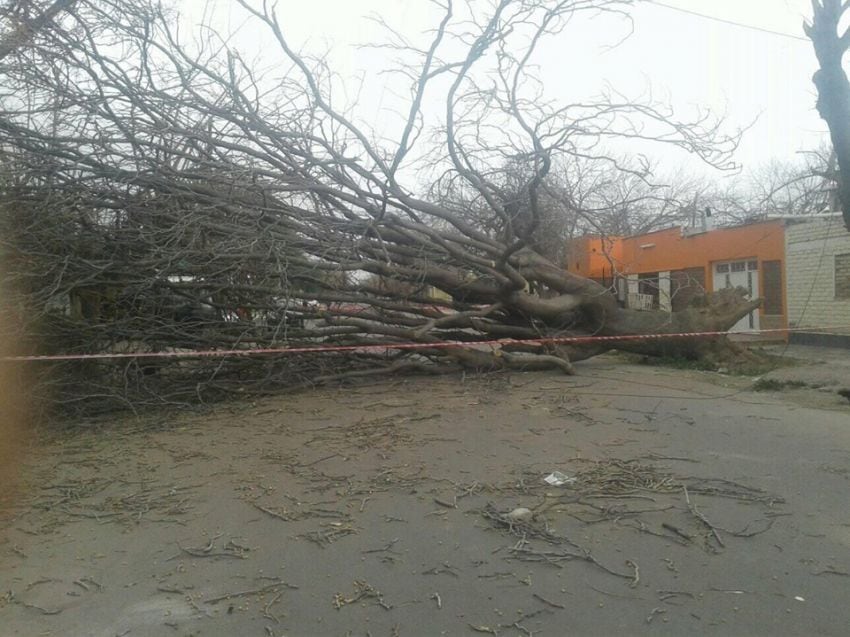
left=1, top=353, right=849, bottom=636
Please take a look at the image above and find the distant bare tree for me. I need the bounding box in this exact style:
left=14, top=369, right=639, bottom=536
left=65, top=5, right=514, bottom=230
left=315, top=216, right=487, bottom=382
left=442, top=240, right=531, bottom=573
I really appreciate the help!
left=437, top=154, right=710, bottom=266
left=699, top=148, right=836, bottom=226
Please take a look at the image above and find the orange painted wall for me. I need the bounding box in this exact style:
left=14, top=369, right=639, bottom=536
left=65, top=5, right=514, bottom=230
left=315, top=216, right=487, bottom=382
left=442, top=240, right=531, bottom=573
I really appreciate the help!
left=566, top=235, right=622, bottom=280
left=616, top=220, right=784, bottom=289
left=566, top=220, right=787, bottom=321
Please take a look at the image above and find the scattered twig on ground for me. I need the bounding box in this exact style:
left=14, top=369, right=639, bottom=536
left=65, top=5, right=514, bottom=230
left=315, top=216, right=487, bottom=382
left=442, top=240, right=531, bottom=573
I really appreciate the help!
left=680, top=477, right=784, bottom=505
left=684, top=486, right=725, bottom=549
left=21, top=601, right=63, bottom=615
left=658, top=590, right=696, bottom=603
left=172, top=534, right=247, bottom=560
left=498, top=607, right=549, bottom=634
left=204, top=579, right=297, bottom=605
left=589, top=585, right=641, bottom=600
left=532, top=593, right=565, bottom=609
left=812, top=568, right=850, bottom=577
left=333, top=580, right=391, bottom=611
left=627, top=560, right=640, bottom=588
left=299, top=453, right=342, bottom=467
left=177, top=545, right=246, bottom=559
left=301, top=522, right=357, bottom=547
left=262, top=592, right=282, bottom=623
left=480, top=504, right=581, bottom=548
left=422, top=562, right=460, bottom=578
left=620, top=519, right=689, bottom=544
left=456, top=481, right=481, bottom=499
left=434, top=496, right=457, bottom=509
left=72, top=579, right=90, bottom=592
left=79, top=576, right=103, bottom=590
left=25, top=578, right=58, bottom=591
left=661, top=522, right=693, bottom=542
left=363, top=538, right=401, bottom=556
left=507, top=546, right=632, bottom=580
left=430, top=592, right=442, bottom=609
left=719, top=518, right=776, bottom=538
left=642, top=453, right=700, bottom=463
left=250, top=501, right=289, bottom=521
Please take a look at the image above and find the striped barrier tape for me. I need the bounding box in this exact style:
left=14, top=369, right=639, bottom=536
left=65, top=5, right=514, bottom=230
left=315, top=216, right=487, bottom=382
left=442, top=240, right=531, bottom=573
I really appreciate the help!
left=2, top=324, right=848, bottom=362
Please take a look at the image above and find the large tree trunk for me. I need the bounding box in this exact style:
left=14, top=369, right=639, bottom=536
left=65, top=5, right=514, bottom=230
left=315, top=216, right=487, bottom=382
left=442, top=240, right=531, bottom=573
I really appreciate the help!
left=805, top=0, right=850, bottom=230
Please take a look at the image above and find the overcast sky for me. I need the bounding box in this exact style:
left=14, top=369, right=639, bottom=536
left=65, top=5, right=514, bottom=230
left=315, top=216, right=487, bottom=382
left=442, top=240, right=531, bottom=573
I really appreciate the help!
left=179, top=0, right=827, bottom=178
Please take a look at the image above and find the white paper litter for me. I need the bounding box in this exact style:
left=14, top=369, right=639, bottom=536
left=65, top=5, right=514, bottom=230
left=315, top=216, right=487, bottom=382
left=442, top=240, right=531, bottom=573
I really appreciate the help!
left=543, top=471, right=576, bottom=486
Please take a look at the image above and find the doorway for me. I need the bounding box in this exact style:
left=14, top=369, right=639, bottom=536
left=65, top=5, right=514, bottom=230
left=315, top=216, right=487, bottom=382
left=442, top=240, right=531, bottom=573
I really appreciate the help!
left=713, top=260, right=759, bottom=332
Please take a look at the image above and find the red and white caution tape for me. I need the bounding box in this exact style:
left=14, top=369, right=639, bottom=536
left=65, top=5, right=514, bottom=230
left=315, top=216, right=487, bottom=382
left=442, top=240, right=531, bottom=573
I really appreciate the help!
left=2, top=324, right=847, bottom=363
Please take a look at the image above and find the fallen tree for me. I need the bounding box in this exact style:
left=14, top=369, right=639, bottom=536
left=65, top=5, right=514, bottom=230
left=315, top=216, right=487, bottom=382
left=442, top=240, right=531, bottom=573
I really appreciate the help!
left=0, top=0, right=756, bottom=417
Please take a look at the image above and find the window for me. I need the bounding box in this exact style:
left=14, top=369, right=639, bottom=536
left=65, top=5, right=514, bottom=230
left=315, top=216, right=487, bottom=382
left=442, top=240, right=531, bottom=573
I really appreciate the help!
left=731, top=262, right=746, bottom=273
left=716, top=263, right=729, bottom=273
left=638, top=274, right=660, bottom=307
left=748, top=261, right=758, bottom=271
left=836, top=253, right=850, bottom=300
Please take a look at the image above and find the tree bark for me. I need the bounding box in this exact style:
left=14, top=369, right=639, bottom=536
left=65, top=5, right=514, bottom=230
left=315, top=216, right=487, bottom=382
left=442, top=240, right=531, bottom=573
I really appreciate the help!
left=805, top=0, right=850, bottom=230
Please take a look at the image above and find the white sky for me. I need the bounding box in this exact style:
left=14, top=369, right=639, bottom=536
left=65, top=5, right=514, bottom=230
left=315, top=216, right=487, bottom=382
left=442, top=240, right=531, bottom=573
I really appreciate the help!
left=179, top=0, right=827, bottom=178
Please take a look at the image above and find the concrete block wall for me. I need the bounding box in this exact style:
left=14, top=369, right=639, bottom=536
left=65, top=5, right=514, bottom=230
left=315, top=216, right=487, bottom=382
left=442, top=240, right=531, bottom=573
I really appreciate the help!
left=785, top=217, right=850, bottom=335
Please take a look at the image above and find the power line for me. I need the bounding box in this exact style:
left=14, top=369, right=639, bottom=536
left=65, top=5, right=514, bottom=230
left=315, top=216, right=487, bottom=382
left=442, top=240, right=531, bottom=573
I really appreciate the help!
left=646, top=0, right=810, bottom=43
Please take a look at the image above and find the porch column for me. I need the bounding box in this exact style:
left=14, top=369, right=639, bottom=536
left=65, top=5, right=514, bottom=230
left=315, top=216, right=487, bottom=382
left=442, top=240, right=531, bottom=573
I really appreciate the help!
left=658, top=271, right=672, bottom=312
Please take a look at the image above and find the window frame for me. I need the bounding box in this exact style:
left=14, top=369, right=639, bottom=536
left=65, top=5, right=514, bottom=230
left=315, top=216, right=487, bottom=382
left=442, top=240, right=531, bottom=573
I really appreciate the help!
left=835, top=253, right=850, bottom=300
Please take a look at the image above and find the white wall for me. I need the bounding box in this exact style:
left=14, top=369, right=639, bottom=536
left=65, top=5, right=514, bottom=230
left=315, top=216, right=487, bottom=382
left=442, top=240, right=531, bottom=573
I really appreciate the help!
left=785, top=217, right=850, bottom=334
left=658, top=271, right=672, bottom=312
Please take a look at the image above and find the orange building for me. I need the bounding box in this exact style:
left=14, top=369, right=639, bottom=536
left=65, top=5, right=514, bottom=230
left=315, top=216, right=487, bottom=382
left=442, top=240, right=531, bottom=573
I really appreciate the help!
left=566, top=220, right=787, bottom=332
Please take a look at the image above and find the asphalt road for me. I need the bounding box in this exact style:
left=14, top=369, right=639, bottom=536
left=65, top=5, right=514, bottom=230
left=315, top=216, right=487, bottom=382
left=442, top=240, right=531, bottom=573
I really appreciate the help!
left=2, top=354, right=849, bottom=636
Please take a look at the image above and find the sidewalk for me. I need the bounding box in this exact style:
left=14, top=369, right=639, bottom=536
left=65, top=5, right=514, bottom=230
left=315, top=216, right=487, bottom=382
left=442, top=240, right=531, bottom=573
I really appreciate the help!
left=759, top=343, right=850, bottom=390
